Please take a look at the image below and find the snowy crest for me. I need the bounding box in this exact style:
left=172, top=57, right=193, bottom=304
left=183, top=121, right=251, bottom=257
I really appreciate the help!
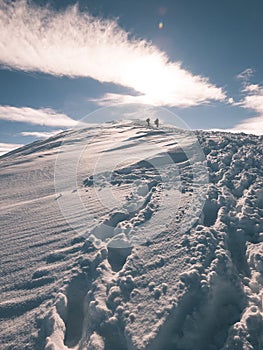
left=54, top=104, right=209, bottom=248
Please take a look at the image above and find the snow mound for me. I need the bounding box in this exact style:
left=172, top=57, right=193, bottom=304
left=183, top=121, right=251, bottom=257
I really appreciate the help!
left=0, top=121, right=262, bottom=349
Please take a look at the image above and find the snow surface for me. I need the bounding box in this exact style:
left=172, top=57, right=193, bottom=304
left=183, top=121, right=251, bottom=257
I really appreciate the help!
left=0, top=120, right=263, bottom=350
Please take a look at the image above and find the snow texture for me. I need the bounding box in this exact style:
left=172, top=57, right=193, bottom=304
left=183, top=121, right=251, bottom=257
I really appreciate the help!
left=0, top=120, right=263, bottom=350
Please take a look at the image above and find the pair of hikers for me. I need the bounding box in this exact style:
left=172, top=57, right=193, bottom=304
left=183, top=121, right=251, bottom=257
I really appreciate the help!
left=146, top=118, right=159, bottom=128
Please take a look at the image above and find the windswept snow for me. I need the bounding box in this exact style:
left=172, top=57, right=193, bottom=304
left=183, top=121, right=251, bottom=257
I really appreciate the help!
left=0, top=121, right=263, bottom=350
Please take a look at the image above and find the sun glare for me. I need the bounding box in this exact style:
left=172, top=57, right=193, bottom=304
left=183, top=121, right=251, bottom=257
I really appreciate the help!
left=158, top=21, right=164, bottom=29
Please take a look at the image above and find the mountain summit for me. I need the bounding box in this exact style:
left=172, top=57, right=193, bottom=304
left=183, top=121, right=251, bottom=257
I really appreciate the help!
left=1, top=121, right=263, bottom=350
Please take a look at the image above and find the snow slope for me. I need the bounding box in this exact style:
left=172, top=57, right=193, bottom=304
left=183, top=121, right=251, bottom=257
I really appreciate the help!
left=0, top=121, right=263, bottom=350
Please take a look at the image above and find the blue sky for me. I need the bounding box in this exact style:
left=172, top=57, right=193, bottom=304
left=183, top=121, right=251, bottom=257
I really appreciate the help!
left=1, top=0, right=263, bottom=154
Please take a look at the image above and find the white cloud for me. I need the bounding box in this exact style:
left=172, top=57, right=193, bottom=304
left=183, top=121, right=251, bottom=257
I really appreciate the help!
left=229, top=83, right=263, bottom=135
left=90, top=93, right=161, bottom=106
left=229, top=116, right=263, bottom=135
left=236, top=68, right=254, bottom=81
left=242, top=84, right=260, bottom=93
left=21, top=130, right=63, bottom=139
left=0, top=1, right=226, bottom=107
left=240, top=88, right=263, bottom=114
left=0, top=106, right=76, bottom=127
left=237, top=84, right=263, bottom=116
left=0, top=143, right=24, bottom=156
left=207, top=120, right=263, bottom=135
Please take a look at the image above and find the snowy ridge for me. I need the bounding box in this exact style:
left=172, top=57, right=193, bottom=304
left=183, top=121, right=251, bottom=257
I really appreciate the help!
left=0, top=121, right=263, bottom=350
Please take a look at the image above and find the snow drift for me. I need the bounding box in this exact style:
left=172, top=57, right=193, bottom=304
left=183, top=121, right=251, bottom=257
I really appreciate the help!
left=0, top=120, right=262, bottom=350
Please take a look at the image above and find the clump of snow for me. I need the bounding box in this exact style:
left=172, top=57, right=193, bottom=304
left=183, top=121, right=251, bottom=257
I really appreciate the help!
left=87, top=332, right=104, bottom=350
left=44, top=307, right=67, bottom=350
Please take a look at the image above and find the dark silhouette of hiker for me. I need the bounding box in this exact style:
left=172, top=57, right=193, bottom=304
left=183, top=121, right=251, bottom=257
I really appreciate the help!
left=146, top=118, right=150, bottom=127
left=154, top=118, right=159, bottom=128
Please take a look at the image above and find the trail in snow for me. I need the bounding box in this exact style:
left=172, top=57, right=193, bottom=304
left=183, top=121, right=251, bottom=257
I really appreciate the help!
left=0, top=121, right=263, bottom=350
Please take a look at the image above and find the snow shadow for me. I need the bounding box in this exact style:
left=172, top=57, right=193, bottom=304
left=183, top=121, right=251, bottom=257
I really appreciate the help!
left=107, top=246, right=132, bottom=272
left=64, top=274, right=90, bottom=347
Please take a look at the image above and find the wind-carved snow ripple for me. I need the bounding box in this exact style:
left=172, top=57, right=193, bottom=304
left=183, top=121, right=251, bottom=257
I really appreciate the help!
left=49, top=116, right=209, bottom=350
left=54, top=120, right=208, bottom=250
left=40, top=128, right=263, bottom=350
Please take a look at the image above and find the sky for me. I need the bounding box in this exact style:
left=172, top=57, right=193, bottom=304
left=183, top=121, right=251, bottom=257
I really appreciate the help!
left=0, top=0, right=263, bottom=155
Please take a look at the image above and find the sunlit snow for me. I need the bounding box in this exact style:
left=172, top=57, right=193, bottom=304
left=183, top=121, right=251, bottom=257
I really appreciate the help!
left=0, top=121, right=263, bottom=350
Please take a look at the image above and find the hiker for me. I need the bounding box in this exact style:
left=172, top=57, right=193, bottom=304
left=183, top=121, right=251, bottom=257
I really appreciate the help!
left=154, top=118, right=159, bottom=128
left=146, top=118, right=150, bottom=127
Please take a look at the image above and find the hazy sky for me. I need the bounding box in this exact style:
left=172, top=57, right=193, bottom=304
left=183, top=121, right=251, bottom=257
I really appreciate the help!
left=1, top=0, right=263, bottom=154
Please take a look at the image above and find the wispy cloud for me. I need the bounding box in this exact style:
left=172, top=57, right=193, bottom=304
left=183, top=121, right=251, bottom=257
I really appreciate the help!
left=0, top=143, right=24, bottom=156
left=0, top=106, right=76, bottom=127
left=242, top=84, right=260, bottom=93
left=229, top=116, right=263, bottom=135
left=230, top=83, right=263, bottom=135
left=0, top=1, right=226, bottom=107
left=236, top=68, right=254, bottom=82
left=240, top=85, right=263, bottom=114
left=89, top=93, right=159, bottom=106
left=21, top=130, right=63, bottom=139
